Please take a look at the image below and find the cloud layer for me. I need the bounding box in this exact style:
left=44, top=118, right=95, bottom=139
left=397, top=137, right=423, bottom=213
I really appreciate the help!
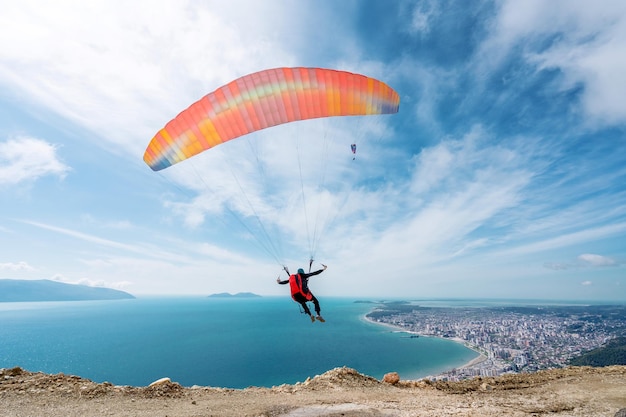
left=0, top=1, right=624, bottom=299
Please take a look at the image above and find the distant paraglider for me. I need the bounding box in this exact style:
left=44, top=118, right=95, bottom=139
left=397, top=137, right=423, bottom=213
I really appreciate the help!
left=351, top=143, right=357, bottom=160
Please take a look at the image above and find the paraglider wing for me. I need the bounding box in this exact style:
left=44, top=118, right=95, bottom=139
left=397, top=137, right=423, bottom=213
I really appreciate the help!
left=143, top=67, right=400, bottom=171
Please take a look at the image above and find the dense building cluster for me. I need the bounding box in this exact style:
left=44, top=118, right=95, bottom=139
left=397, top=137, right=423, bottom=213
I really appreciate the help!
left=366, top=303, right=626, bottom=381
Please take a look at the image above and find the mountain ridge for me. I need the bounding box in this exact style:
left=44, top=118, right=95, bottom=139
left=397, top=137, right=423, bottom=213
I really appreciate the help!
left=0, top=279, right=135, bottom=302
left=207, top=292, right=261, bottom=298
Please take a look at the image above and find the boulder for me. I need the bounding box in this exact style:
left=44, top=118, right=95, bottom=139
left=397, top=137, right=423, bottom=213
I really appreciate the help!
left=148, top=377, right=171, bottom=387
left=382, top=372, right=400, bottom=385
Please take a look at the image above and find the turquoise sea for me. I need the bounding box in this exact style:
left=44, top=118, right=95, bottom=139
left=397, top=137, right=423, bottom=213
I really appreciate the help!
left=0, top=297, right=477, bottom=389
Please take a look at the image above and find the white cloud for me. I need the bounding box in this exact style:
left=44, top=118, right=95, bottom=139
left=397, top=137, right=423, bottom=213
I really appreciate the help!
left=108, top=280, right=133, bottom=290
left=197, top=242, right=257, bottom=264
left=22, top=220, right=148, bottom=254
left=316, top=130, right=536, bottom=275
left=578, top=253, right=617, bottom=267
left=158, top=120, right=623, bottom=283
left=0, top=261, right=36, bottom=271
left=51, top=274, right=132, bottom=290
left=492, top=0, right=626, bottom=125
left=0, top=0, right=302, bottom=160
left=19, top=219, right=194, bottom=263
left=581, top=280, right=592, bottom=286
left=407, top=0, right=439, bottom=36
left=497, top=222, right=626, bottom=257
left=20, top=219, right=263, bottom=282
left=0, top=137, right=69, bottom=186
left=543, top=253, right=620, bottom=271
left=79, top=214, right=134, bottom=230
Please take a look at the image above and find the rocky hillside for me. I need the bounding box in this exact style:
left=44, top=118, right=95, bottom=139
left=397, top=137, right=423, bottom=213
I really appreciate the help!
left=1, top=365, right=625, bottom=416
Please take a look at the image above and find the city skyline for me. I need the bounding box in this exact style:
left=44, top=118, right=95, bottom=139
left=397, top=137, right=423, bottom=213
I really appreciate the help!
left=367, top=301, right=626, bottom=380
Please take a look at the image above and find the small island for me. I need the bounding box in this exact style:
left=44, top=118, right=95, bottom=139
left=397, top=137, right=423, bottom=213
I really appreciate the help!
left=0, top=279, right=135, bottom=302
left=208, top=292, right=261, bottom=298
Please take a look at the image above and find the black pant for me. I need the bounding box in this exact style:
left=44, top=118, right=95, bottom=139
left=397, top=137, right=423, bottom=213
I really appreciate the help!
left=292, top=293, right=321, bottom=316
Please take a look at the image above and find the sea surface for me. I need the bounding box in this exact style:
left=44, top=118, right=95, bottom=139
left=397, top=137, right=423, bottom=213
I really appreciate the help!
left=0, top=297, right=478, bottom=389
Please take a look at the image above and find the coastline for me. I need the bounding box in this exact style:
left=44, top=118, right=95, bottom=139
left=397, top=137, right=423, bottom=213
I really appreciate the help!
left=361, top=312, right=485, bottom=376
left=458, top=352, right=488, bottom=369
left=448, top=336, right=488, bottom=369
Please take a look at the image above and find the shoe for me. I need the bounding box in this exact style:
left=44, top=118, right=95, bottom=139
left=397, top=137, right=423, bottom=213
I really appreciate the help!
left=316, top=315, right=325, bottom=323
left=310, top=315, right=316, bottom=323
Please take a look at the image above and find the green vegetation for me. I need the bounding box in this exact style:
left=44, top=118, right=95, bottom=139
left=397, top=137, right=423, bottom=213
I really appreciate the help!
left=569, top=337, right=626, bottom=367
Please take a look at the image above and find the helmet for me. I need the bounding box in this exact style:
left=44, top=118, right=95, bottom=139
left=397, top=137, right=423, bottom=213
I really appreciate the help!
left=297, top=268, right=305, bottom=274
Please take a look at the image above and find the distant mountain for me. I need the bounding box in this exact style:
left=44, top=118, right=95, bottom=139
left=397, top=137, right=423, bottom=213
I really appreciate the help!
left=0, top=279, right=135, bottom=302
left=208, top=292, right=261, bottom=298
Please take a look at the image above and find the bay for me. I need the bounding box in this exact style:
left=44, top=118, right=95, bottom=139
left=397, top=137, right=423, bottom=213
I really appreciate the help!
left=0, top=297, right=476, bottom=388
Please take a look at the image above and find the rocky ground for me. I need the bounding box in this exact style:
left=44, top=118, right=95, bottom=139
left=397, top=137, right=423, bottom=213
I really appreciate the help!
left=1, top=365, right=625, bottom=416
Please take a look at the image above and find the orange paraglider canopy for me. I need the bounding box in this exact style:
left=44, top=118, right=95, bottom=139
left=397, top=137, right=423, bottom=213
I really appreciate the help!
left=143, top=67, right=400, bottom=171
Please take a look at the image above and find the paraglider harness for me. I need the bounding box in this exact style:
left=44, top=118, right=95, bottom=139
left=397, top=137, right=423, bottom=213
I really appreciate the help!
left=289, top=273, right=313, bottom=298
left=283, top=261, right=316, bottom=315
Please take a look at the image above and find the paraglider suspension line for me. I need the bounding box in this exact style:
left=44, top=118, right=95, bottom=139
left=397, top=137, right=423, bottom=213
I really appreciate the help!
left=296, top=137, right=313, bottom=258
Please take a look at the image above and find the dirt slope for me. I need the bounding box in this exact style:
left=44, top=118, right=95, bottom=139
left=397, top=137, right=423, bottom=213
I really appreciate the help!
left=1, top=366, right=625, bottom=417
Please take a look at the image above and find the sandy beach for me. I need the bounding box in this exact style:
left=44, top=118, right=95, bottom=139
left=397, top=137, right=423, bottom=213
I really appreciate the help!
left=447, top=336, right=488, bottom=369
left=456, top=351, right=488, bottom=368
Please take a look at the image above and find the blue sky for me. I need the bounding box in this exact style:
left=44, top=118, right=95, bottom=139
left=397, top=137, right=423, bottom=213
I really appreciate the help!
left=1, top=0, right=625, bottom=300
